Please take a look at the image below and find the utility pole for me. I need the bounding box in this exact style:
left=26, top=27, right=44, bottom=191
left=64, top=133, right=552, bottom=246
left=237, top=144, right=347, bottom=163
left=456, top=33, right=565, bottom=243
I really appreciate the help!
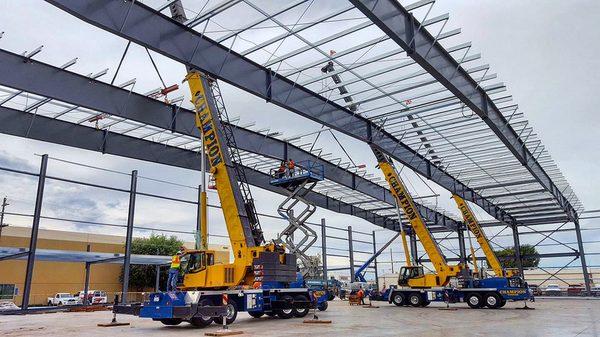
left=0, top=197, right=8, bottom=239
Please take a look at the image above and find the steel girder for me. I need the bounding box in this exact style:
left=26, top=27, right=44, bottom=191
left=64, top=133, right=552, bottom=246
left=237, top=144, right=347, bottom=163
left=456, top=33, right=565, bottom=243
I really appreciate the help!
left=0, top=48, right=458, bottom=231
left=45, top=0, right=514, bottom=226
left=349, top=0, right=577, bottom=221
left=0, top=105, right=401, bottom=230
left=424, top=251, right=580, bottom=264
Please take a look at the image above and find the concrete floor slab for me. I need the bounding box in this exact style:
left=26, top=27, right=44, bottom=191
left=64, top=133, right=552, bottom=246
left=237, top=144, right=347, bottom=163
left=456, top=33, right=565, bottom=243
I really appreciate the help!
left=1, top=299, right=599, bottom=337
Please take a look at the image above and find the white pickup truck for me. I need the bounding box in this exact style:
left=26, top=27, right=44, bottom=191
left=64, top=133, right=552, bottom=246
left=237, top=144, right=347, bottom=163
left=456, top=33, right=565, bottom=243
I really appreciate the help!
left=47, top=293, right=81, bottom=306
left=77, top=290, right=108, bottom=304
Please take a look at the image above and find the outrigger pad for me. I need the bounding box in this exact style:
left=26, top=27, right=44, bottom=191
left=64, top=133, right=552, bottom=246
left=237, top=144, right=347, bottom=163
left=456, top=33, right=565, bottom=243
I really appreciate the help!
left=205, top=330, right=244, bottom=336
left=303, top=319, right=332, bottom=324
left=97, top=322, right=130, bottom=327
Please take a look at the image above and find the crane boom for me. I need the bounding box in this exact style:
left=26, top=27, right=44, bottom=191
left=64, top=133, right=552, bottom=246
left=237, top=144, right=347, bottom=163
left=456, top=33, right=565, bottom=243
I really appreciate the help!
left=371, top=146, right=461, bottom=287
left=452, top=194, right=505, bottom=277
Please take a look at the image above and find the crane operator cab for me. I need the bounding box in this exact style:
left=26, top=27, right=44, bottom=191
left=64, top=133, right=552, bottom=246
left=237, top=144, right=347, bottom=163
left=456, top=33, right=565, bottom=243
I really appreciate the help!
left=179, top=249, right=217, bottom=277
left=398, top=266, right=425, bottom=287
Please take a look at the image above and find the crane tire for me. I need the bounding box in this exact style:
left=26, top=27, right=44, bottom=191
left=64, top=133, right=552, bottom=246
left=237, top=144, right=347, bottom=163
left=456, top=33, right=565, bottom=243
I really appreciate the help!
left=391, top=293, right=406, bottom=306
left=466, top=293, right=483, bottom=309
left=409, top=293, right=423, bottom=307
left=484, top=292, right=502, bottom=309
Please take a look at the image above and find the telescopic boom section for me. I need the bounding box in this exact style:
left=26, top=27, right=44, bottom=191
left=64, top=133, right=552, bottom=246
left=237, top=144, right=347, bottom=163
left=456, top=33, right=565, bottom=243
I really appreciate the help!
left=186, top=71, right=260, bottom=254
left=371, top=146, right=461, bottom=286
left=452, top=194, right=505, bottom=277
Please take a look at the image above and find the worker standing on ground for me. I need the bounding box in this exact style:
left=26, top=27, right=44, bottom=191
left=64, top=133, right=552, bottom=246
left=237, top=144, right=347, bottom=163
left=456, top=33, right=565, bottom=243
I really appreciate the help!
left=357, top=286, right=366, bottom=305
left=167, top=246, right=186, bottom=291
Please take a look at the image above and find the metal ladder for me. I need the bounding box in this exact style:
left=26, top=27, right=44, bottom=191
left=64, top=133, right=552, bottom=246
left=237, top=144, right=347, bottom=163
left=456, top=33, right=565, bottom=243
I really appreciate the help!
left=275, top=180, right=320, bottom=277
left=208, top=79, right=265, bottom=246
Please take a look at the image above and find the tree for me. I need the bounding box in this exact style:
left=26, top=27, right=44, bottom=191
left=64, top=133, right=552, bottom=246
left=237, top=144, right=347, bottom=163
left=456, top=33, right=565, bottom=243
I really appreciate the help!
left=120, top=234, right=183, bottom=291
left=494, top=244, right=540, bottom=269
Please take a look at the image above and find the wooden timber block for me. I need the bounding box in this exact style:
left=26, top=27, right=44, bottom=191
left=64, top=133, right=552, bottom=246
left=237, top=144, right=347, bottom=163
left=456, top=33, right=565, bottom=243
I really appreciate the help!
left=303, top=319, right=332, bottom=324
left=97, top=322, right=130, bottom=327
left=204, top=330, right=244, bottom=336
left=362, top=304, right=379, bottom=308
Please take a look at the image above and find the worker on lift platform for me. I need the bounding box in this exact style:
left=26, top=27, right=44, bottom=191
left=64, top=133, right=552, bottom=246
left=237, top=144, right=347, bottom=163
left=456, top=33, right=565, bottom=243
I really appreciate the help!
left=276, top=161, right=286, bottom=179
left=286, top=159, right=296, bottom=177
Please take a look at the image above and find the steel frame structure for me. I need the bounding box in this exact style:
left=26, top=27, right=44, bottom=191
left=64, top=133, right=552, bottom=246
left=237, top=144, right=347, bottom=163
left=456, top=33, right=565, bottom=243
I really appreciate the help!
left=0, top=157, right=597, bottom=310
left=0, top=0, right=590, bottom=292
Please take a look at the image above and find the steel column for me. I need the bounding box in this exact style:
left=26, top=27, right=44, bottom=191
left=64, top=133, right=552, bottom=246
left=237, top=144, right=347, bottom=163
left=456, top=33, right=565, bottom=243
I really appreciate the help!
left=155, top=265, right=160, bottom=292
left=348, top=225, right=355, bottom=282
left=21, top=154, right=48, bottom=310
left=457, top=226, right=467, bottom=266
left=121, top=170, right=137, bottom=304
left=372, top=230, right=379, bottom=290
left=409, top=230, right=418, bottom=264
left=511, top=223, right=524, bottom=276
left=83, top=262, right=91, bottom=305
left=0, top=197, right=8, bottom=239
left=321, top=218, right=327, bottom=282
left=574, top=219, right=591, bottom=294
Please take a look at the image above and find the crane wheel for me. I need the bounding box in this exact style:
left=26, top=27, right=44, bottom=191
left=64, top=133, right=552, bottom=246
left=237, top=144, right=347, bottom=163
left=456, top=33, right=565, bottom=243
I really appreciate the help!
left=160, top=318, right=183, bottom=326
left=293, top=295, right=310, bottom=317
left=275, top=295, right=294, bottom=319
left=213, top=300, right=238, bottom=325
left=466, top=293, right=483, bottom=309
left=421, top=300, right=431, bottom=307
left=484, top=292, right=502, bottom=309
left=498, top=298, right=507, bottom=308
left=248, top=311, right=264, bottom=318
left=317, top=301, right=328, bottom=311
left=408, top=293, right=423, bottom=307
left=391, top=293, right=406, bottom=306
left=190, top=299, right=214, bottom=327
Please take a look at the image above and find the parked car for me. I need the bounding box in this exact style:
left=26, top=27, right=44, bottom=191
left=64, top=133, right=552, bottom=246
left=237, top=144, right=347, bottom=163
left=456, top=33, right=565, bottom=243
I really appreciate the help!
left=47, top=293, right=80, bottom=306
left=544, top=284, right=562, bottom=296
left=567, top=284, right=585, bottom=296
left=77, top=290, right=108, bottom=304
left=528, top=284, right=542, bottom=296
left=591, top=285, right=600, bottom=297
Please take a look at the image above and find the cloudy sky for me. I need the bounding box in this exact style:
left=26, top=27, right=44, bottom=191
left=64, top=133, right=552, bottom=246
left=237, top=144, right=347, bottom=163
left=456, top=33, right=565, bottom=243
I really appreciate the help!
left=0, top=0, right=598, bottom=276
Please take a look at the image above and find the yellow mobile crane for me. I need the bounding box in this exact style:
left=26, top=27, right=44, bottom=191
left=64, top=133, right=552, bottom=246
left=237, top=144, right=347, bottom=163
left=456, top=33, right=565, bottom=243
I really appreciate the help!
left=112, top=3, right=329, bottom=326
left=317, top=51, right=531, bottom=309
left=371, top=146, right=463, bottom=289
left=179, top=71, right=277, bottom=289
left=115, top=70, right=329, bottom=327
left=452, top=195, right=518, bottom=278
left=370, top=146, right=532, bottom=308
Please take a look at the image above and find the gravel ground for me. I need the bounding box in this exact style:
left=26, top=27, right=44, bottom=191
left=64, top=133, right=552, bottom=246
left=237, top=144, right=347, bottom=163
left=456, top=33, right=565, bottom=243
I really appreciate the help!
left=1, top=298, right=599, bottom=337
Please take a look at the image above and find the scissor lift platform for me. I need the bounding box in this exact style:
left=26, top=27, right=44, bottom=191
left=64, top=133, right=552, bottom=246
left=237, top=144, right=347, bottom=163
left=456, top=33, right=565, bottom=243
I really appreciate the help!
left=269, top=161, right=324, bottom=277
left=269, top=161, right=324, bottom=189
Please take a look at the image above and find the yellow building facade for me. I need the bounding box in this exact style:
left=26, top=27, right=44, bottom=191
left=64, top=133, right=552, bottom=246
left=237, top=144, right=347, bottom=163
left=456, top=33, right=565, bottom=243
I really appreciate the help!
left=0, top=226, right=230, bottom=306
